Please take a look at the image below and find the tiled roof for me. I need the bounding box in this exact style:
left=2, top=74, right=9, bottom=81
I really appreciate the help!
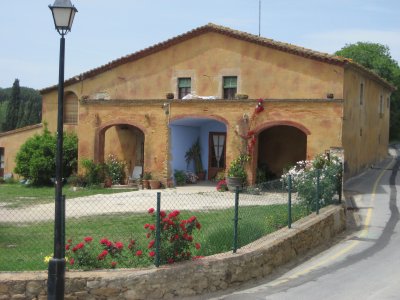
left=40, top=23, right=395, bottom=93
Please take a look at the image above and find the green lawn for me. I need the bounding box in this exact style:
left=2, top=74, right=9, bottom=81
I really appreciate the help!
left=0, top=183, right=137, bottom=208
left=0, top=204, right=308, bottom=271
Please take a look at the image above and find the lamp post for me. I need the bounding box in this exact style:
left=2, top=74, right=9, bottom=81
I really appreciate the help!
left=48, top=1, right=77, bottom=299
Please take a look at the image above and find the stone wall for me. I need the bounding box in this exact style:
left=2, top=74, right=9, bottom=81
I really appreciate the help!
left=0, top=205, right=346, bottom=299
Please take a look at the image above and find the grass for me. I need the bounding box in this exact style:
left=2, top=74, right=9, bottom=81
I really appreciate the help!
left=0, top=183, right=137, bottom=208
left=0, top=204, right=308, bottom=271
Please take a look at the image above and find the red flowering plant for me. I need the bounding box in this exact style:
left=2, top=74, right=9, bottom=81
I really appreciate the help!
left=146, top=208, right=202, bottom=264
left=235, top=98, right=265, bottom=155
left=216, top=179, right=228, bottom=192
left=66, top=236, right=151, bottom=270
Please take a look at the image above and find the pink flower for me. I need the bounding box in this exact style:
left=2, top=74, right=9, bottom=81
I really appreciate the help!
left=149, top=251, right=155, bottom=257
left=84, top=236, right=93, bottom=243
left=136, top=250, right=143, bottom=256
left=148, top=208, right=155, bottom=214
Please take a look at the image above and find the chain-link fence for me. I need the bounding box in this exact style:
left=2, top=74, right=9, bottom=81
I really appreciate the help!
left=0, top=170, right=342, bottom=271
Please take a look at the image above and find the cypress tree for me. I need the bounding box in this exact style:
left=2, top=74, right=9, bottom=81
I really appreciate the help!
left=4, top=79, right=21, bottom=131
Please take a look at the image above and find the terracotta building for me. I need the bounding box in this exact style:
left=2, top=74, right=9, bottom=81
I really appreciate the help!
left=0, top=23, right=395, bottom=183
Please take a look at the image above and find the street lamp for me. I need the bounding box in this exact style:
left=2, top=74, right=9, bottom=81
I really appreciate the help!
left=48, top=1, right=77, bottom=299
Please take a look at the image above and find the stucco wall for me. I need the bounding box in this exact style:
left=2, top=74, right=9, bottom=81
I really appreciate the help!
left=0, top=124, right=43, bottom=177
left=0, top=205, right=345, bottom=299
left=342, top=68, right=391, bottom=177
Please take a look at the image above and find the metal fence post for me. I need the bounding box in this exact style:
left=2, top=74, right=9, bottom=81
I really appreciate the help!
left=316, top=169, right=320, bottom=214
left=155, top=192, right=161, bottom=267
left=233, top=186, right=239, bottom=253
left=61, top=195, right=65, bottom=259
left=288, top=175, right=292, bottom=229
left=338, top=162, right=343, bottom=204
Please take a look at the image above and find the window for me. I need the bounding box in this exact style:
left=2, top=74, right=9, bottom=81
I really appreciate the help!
left=379, top=95, right=384, bottom=117
left=359, top=83, right=364, bottom=105
left=223, top=76, right=237, bottom=99
left=178, top=78, right=191, bottom=99
left=64, top=93, right=78, bottom=124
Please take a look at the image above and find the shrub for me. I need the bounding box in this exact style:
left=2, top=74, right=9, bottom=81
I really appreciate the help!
left=81, top=159, right=107, bottom=186
left=281, top=154, right=342, bottom=211
left=174, top=170, right=186, bottom=186
left=14, top=128, right=78, bottom=185
left=227, top=154, right=250, bottom=182
left=105, top=154, right=126, bottom=184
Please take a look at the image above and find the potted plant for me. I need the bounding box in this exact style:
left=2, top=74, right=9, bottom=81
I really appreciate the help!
left=142, top=172, right=152, bottom=189
left=226, top=154, right=250, bottom=192
left=149, top=178, right=161, bottom=189
left=185, top=138, right=206, bottom=181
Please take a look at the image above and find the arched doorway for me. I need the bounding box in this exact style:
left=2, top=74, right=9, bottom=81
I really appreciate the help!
left=169, top=117, right=227, bottom=181
left=257, top=125, right=307, bottom=179
left=97, top=124, right=145, bottom=178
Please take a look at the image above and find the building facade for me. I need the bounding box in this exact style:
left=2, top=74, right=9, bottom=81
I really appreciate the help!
left=0, top=24, right=394, bottom=183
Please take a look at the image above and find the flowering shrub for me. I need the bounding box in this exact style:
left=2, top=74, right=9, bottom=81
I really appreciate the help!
left=65, top=236, right=150, bottom=270
left=106, top=154, right=127, bottom=184
left=281, top=154, right=342, bottom=210
left=216, top=179, right=228, bottom=192
left=146, top=208, right=202, bottom=264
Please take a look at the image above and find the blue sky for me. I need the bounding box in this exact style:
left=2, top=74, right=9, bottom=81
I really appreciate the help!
left=1, top=0, right=399, bottom=89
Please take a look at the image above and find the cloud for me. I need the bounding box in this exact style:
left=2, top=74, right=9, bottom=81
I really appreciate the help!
left=298, top=29, right=400, bottom=63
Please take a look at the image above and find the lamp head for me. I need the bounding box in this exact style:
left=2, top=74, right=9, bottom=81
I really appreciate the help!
left=49, top=0, right=78, bottom=36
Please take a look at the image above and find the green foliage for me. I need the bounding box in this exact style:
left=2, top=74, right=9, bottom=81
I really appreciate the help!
left=143, top=172, right=152, bottom=180
left=185, top=138, right=204, bottom=173
left=81, top=159, right=107, bottom=186
left=174, top=169, right=186, bottom=186
left=282, top=154, right=342, bottom=211
left=14, top=128, right=78, bottom=185
left=105, top=154, right=126, bottom=184
left=227, top=153, right=250, bottom=181
left=335, top=42, right=400, bottom=141
left=0, top=79, right=42, bottom=133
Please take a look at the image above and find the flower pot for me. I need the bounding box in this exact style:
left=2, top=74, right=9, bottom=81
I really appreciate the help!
left=226, top=177, right=243, bottom=192
left=104, top=178, right=112, bottom=188
left=196, top=171, right=206, bottom=181
left=149, top=180, right=161, bottom=189
left=143, top=179, right=150, bottom=189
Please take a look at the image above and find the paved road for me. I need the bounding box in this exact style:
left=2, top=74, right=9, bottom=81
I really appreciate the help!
left=204, top=147, right=400, bottom=300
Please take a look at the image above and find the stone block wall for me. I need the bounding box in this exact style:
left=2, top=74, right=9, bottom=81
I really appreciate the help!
left=0, top=205, right=346, bottom=299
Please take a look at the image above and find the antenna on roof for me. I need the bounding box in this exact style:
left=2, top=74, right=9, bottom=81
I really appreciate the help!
left=258, top=0, right=261, bottom=37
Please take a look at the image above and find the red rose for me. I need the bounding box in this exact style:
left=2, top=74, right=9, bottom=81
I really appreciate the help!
left=146, top=233, right=151, bottom=239
left=115, top=242, right=123, bottom=249
left=196, top=222, right=201, bottom=230
left=148, top=208, right=155, bottom=214
left=195, top=243, right=201, bottom=250
left=84, top=236, right=93, bottom=243
left=111, top=261, right=117, bottom=268
left=144, top=223, right=150, bottom=229
left=65, top=244, right=70, bottom=250
left=149, top=224, right=156, bottom=231
left=160, top=211, right=166, bottom=217
left=67, top=239, right=72, bottom=243
left=188, top=216, right=196, bottom=223
left=100, top=238, right=109, bottom=245
left=69, top=258, right=75, bottom=265
left=167, top=258, right=174, bottom=264
left=149, top=251, right=155, bottom=257
left=76, top=242, right=84, bottom=250
left=136, top=250, right=143, bottom=256
left=148, top=240, right=155, bottom=249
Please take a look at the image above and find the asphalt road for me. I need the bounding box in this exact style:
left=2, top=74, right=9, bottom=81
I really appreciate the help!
left=204, top=147, right=400, bottom=300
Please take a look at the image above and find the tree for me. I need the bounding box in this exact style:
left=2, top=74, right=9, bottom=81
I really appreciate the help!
left=335, top=42, right=400, bottom=140
left=14, top=127, right=78, bottom=185
left=3, top=79, right=21, bottom=131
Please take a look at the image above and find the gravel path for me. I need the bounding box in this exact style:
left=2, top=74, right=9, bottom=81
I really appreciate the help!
left=0, top=187, right=294, bottom=223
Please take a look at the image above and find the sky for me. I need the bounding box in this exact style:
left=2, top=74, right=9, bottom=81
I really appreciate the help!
left=0, top=0, right=399, bottom=90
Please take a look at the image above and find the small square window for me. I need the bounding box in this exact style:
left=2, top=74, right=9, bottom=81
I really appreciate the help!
left=178, top=78, right=191, bottom=99
left=223, top=76, right=237, bottom=100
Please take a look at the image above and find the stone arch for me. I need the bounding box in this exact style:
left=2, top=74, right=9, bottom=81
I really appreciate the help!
left=255, top=122, right=309, bottom=180
left=95, top=120, right=146, bottom=176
